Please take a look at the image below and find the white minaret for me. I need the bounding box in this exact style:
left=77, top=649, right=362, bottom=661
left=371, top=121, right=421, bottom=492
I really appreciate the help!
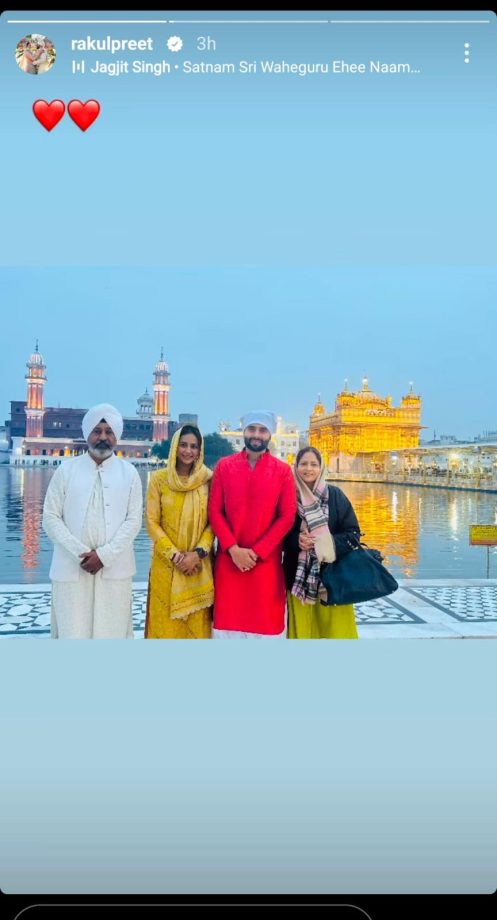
left=25, top=340, right=47, bottom=438
left=152, top=348, right=171, bottom=442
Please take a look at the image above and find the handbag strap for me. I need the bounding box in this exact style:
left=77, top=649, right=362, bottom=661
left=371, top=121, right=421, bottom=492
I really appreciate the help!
left=351, top=535, right=384, bottom=562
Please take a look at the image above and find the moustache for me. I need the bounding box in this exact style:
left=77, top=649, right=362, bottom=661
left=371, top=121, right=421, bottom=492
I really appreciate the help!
left=245, top=438, right=267, bottom=452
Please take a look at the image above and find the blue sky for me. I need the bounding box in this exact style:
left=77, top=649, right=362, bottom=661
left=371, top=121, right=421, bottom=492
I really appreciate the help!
left=1, top=10, right=496, bottom=436
left=1, top=265, right=496, bottom=438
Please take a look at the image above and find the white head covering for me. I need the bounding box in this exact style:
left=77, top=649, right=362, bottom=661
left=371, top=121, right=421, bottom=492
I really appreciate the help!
left=82, top=403, right=123, bottom=443
left=241, top=410, right=277, bottom=435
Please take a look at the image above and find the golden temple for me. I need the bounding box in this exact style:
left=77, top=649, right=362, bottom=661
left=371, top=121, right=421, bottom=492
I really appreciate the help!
left=309, top=377, right=422, bottom=475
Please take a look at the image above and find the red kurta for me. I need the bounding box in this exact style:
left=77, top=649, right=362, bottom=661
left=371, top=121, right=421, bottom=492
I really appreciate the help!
left=208, top=450, right=297, bottom=634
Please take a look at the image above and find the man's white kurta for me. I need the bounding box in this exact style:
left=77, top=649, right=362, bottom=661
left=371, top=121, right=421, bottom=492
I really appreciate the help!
left=42, top=453, right=143, bottom=639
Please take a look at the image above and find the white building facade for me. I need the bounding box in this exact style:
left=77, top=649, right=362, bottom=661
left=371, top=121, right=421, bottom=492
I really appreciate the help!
left=218, top=416, right=300, bottom=464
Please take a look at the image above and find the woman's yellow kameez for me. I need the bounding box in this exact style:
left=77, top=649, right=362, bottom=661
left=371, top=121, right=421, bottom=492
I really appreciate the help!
left=145, top=431, right=214, bottom=639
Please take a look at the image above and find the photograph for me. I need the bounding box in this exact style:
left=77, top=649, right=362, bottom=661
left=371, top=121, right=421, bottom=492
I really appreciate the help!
left=1, top=266, right=496, bottom=640
left=1, top=6, right=496, bottom=913
left=15, top=33, right=56, bottom=74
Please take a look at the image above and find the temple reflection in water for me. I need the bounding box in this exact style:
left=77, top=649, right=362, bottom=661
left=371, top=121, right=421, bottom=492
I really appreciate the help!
left=21, top=468, right=44, bottom=571
left=339, top=482, right=420, bottom=577
left=1, top=467, right=497, bottom=584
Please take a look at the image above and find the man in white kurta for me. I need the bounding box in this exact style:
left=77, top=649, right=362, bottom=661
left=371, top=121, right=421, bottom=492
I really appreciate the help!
left=42, top=404, right=143, bottom=639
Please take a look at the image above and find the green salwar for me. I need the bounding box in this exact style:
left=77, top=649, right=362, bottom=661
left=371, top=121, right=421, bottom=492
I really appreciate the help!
left=287, top=591, right=358, bottom=639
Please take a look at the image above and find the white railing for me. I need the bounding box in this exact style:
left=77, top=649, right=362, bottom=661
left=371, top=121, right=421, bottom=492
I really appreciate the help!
left=327, top=470, right=497, bottom=491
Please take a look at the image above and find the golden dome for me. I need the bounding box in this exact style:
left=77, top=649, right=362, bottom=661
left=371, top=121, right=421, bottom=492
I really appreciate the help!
left=402, top=382, right=421, bottom=403
left=312, top=393, right=325, bottom=416
left=356, top=376, right=383, bottom=403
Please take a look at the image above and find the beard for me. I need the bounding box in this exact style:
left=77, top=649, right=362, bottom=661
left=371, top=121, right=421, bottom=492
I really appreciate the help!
left=89, top=441, right=114, bottom=460
left=244, top=436, right=269, bottom=453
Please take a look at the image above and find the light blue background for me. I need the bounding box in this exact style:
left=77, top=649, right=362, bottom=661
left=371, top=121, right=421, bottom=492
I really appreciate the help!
left=1, top=9, right=496, bottom=435
left=1, top=643, right=497, bottom=894
left=1, top=9, right=497, bottom=896
left=1, top=9, right=495, bottom=269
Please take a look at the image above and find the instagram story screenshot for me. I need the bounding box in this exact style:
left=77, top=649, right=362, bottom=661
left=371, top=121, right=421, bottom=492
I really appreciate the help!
left=0, top=7, right=496, bottom=918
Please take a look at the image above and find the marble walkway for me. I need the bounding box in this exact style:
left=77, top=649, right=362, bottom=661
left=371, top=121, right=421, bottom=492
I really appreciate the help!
left=1, top=580, right=497, bottom=638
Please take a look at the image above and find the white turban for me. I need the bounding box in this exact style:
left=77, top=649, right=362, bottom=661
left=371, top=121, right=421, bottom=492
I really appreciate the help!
left=241, top=410, right=277, bottom=435
left=82, top=403, right=123, bottom=443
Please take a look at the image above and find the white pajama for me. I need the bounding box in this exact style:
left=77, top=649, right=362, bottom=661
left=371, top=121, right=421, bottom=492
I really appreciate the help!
left=44, top=463, right=141, bottom=639
left=212, top=606, right=287, bottom=639
left=51, top=576, right=133, bottom=639
left=212, top=627, right=286, bottom=639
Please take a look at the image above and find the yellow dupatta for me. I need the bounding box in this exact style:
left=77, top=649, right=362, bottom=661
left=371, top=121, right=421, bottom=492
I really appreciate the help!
left=166, top=427, right=215, bottom=619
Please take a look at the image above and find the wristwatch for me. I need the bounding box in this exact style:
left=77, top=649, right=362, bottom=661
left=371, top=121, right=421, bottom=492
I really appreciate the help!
left=194, top=547, right=208, bottom=559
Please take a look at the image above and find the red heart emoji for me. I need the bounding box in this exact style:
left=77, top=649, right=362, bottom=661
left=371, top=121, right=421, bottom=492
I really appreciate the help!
left=33, top=99, right=65, bottom=131
left=67, top=99, right=101, bottom=131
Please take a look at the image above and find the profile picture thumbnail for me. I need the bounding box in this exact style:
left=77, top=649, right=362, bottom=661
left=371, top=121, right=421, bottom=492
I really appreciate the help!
left=15, top=33, right=56, bottom=75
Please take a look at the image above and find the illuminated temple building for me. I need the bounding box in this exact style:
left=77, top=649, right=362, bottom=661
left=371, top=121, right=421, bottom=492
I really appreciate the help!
left=309, top=377, right=423, bottom=475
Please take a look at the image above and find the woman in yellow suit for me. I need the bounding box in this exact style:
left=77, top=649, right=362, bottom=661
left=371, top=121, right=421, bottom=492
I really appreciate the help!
left=145, top=425, right=214, bottom=638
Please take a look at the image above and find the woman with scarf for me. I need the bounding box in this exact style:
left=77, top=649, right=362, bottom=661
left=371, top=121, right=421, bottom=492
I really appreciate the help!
left=145, top=425, right=214, bottom=638
left=283, top=446, right=361, bottom=639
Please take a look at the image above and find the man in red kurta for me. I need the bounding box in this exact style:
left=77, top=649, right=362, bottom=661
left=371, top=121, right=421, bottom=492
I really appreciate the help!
left=209, top=411, right=297, bottom=637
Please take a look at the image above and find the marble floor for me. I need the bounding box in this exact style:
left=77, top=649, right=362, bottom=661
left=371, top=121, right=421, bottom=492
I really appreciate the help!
left=1, top=580, right=497, bottom=638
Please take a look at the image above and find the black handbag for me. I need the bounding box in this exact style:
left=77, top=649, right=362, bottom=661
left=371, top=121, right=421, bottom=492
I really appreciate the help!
left=320, top=540, right=398, bottom=606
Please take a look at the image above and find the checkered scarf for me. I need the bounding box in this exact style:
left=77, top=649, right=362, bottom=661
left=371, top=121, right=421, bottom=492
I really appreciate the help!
left=291, top=460, right=336, bottom=605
